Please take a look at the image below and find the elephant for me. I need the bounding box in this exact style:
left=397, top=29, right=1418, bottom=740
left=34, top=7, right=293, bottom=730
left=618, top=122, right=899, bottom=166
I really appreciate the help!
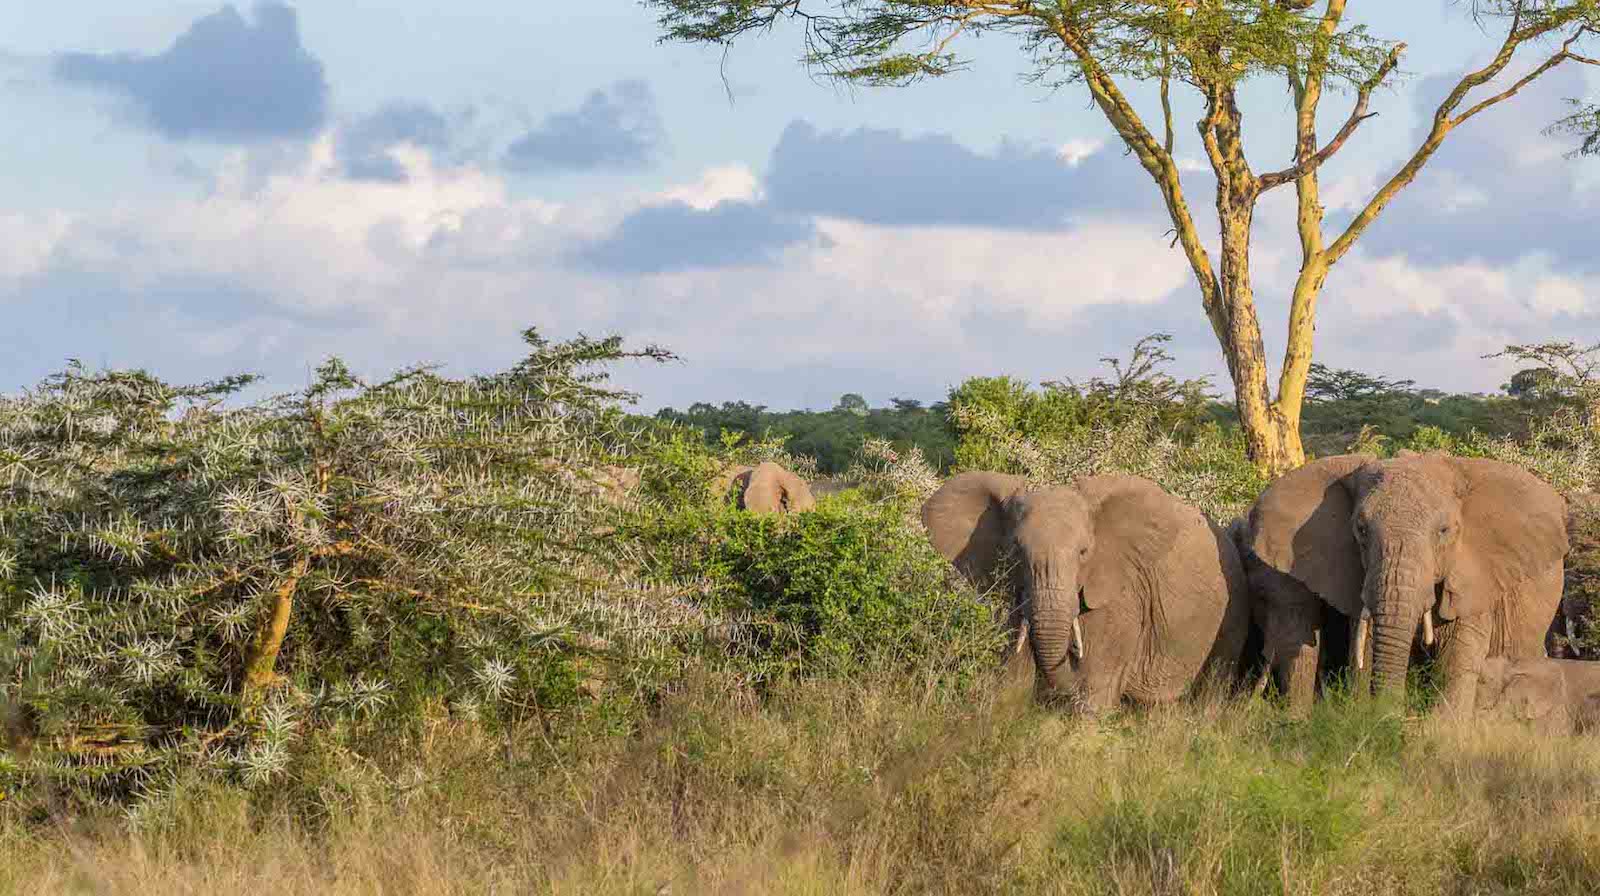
left=1240, top=451, right=1568, bottom=711
left=920, top=471, right=1250, bottom=713
left=1474, top=656, right=1600, bottom=734
left=715, top=461, right=817, bottom=515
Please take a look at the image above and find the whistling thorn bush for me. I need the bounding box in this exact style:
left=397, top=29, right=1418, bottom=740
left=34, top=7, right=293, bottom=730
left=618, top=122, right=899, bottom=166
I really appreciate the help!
left=0, top=330, right=714, bottom=801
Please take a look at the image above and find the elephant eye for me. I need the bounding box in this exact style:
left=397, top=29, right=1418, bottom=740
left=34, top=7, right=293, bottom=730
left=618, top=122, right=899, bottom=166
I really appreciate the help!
left=1079, top=546, right=1089, bottom=557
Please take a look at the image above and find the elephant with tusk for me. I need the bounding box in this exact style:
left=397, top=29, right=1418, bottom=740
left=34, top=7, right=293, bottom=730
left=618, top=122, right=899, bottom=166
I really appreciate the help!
left=1241, top=450, right=1569, bottom=712
left=921, top=471, right=1250, bottom=713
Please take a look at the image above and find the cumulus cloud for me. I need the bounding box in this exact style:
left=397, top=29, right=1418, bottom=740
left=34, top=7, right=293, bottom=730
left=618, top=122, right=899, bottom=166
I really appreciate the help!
left=6, top=108, right=1599, bottom=411
left=338, top=101, right=454, bottom=183
left=52, top=2, right=328, bottom=142
left=573, top=120, right=1199, bottom=277
left=578, top=201, right=825, bottom=274
left=763, top=121, right=1167, bottom=229
left=1345, top=65, right=1599, bottom=271
left=504, top=80, right=665, bottom=172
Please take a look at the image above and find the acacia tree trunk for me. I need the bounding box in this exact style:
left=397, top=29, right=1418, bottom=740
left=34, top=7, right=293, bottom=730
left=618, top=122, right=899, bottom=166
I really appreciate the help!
left=1048, top=5, right=1594, bottom=479
left=241, top=553, right=310, bottom=703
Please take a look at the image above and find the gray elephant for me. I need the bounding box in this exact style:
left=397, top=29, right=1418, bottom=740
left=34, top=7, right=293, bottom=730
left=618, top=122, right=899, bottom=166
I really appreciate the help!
left=921, top=471, right=1250, bottom=712
left=1242, top=451, right=1568, bottom=710
left=716, top=462, right=817, bottom=515
left=1475, top=656, right=1600, bottom=734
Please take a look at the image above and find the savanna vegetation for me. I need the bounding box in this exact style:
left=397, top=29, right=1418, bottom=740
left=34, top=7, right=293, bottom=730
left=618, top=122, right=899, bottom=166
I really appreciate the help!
left=5, top=327, right=1600, bottom=893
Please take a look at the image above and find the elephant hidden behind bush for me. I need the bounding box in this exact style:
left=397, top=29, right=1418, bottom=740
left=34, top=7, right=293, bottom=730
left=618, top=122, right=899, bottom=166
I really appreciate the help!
left=920, top=471, right=1250, bottom=713
left=715, top=461, right=817, bottom=515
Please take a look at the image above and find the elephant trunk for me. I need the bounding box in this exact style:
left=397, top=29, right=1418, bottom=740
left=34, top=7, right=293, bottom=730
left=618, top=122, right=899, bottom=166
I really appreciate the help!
left=1028, top=586, right=1082, bottom=694
left=1365, top=541, right=1434, bottom=698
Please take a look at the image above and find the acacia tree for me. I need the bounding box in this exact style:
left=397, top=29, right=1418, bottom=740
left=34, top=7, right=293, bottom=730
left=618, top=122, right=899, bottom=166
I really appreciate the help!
left=644, top=0, right=1600, bottom=474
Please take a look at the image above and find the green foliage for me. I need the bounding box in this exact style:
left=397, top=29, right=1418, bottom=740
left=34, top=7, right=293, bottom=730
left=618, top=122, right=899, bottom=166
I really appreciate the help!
left=653, top=394, right=956, bottom=475
left=631, top=493, right=1002, bottom=685
left=946, top=335, right=1262, bottom=521
left=1546, top=97, right=1600, bottom=157
left=0, top=330, right=687, bottom=801
left=642, top=0, right=1398, bottom=93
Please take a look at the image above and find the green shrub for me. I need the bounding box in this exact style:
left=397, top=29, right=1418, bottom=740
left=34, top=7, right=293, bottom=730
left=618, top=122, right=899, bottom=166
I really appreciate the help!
left=945, top=336, right=1265, bottom=521
left=630, top=493, right=1002, bottom=685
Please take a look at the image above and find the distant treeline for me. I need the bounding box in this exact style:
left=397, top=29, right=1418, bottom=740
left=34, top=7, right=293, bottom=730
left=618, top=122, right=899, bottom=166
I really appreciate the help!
left=653, top=360, right=1545, bottom=475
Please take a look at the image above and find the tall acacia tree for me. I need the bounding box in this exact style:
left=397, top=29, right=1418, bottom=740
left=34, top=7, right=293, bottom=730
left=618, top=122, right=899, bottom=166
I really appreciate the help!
left=644, top=0, right=1600, bottom=474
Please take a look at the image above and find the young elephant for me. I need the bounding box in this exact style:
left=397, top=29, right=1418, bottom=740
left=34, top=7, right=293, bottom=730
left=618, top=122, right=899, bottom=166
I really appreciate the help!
left=1242, top=451, right=1567, bottom=711
left=921, top=471, right=1250, bottom=712
left=1475, top=656, right=1600, bottom=734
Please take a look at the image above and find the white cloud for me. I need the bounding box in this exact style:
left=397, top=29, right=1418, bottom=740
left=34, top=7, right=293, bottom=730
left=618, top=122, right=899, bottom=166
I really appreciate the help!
left=1313, top=250, right=1600, bottom=391
left=1056, top=138, right=1105, bottom=166
left=6, top=127, right=1600, bottom=410
left=654, top=164, right=761, bottom=209
left=808, top=217, right=1192, bottom=323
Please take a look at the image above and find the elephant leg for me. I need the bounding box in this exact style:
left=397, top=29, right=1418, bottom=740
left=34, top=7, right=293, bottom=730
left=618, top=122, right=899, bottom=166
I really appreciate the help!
left=1434, top=615, right=1491, bottom=717
left=1262, top=591, right=1323, bottom=710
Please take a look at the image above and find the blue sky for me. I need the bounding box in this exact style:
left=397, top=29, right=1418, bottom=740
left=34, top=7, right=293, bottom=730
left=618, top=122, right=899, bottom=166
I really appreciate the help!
left=2, top=2, right=1598, bottom=410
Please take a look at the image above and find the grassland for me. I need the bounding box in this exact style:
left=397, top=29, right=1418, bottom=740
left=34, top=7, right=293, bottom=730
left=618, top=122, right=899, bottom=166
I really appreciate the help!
left=5, top=657, right=1599, bottom=896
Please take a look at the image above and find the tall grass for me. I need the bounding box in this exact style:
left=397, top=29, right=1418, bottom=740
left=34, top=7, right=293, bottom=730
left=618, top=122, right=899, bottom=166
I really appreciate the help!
left=5, top=661, right=1599, bottom=895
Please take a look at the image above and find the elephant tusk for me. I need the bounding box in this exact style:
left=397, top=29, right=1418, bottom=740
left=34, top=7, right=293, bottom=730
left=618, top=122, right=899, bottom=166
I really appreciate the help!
left=1355, top=608, right=1371, bottom=672
left=1013, top=620, right=1030, bottom=656
left=1422, top=610, right=1435, bottom=647
left=1071, top=618, right=1085, bottom=660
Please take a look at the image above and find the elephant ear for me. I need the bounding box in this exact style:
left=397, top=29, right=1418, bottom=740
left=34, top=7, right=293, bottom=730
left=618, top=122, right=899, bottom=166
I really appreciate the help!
left=1439, top=457, right=1569, bottom=621
left=1075, top=475, right=1188, bottom=610
left=714, top=465, right=755, bottom=506
left=743, top=462, right=816, bottom=514
left=920, top=471, right=1028, bottom=590
left=1244, top=455, right=1371, bottom=618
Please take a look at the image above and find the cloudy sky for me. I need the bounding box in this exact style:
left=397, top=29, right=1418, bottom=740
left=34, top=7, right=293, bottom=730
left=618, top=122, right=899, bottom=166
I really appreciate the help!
left=3, top=3, right=1598, bottom=410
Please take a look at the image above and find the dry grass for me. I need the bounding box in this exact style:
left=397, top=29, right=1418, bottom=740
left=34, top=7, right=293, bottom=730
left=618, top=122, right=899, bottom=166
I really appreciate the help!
left=6, top=663, right=1600, bottom=896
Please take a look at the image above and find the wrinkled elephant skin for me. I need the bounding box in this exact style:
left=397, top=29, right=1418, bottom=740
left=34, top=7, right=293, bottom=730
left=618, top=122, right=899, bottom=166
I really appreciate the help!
left=921, top=471, right=1250, bottom=713
left=1476, top=656, right=1600, bottom=734
left=1243, top=451, right=1568, bottom=711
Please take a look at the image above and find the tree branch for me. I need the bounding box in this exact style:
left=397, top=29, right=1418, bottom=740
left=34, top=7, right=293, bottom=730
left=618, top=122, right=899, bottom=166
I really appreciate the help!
left=1048, top=15, right=1233, bottom=357
left=1324, top=15, right=1585, bottom=267
left=1258, top=42, right=1404, bottom=191
left=1452, top=29, right=1596, bottom=126
left=1161, top=44, right=1175, bottom=155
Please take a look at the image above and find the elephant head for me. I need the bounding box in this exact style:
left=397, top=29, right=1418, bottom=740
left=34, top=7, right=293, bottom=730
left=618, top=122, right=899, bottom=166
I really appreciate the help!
left=1247, top=452, right=1568, bottom=698
left=719, top=462, right=817, bottom=515
left=1475, top=656, right=1572, bottom=733
left=921, top=472, right=1155, bottom=696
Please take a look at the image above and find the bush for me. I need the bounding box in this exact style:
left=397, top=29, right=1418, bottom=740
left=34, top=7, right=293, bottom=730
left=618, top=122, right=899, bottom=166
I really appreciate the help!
left=945, top=336, right=1265, bottom=522
left=0, top=330, right=702, bottom=802
left=630, top=491, right=1002, bottom=686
